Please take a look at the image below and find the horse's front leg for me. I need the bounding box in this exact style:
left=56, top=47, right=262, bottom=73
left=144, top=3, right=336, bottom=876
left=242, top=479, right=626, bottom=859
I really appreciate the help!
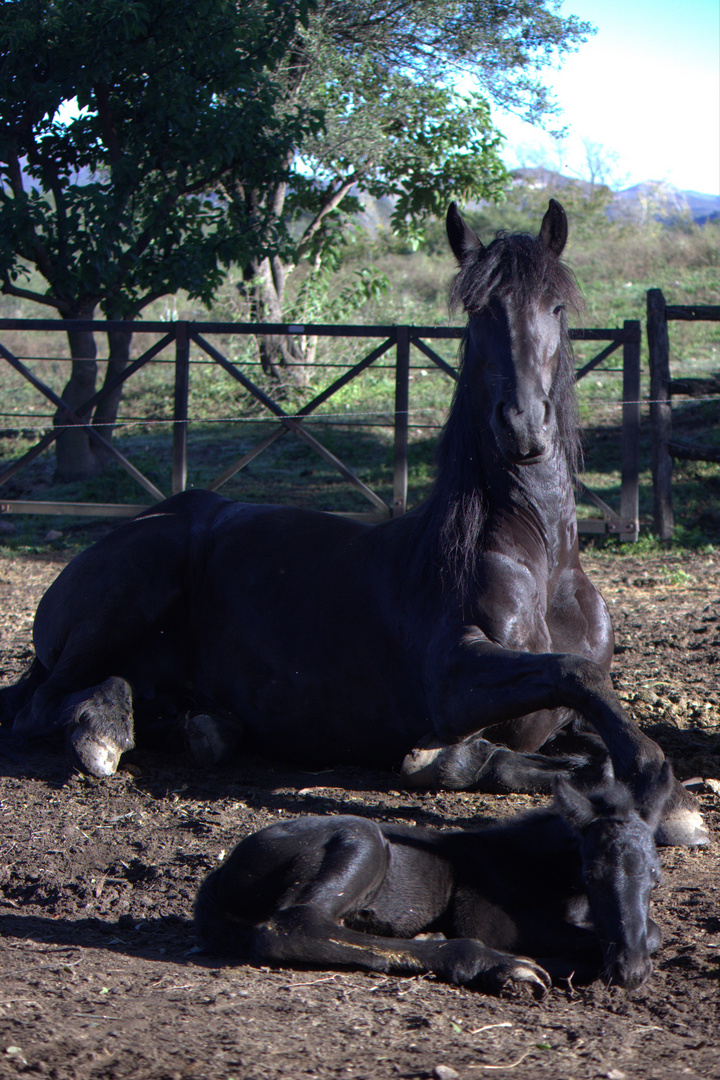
left=404, top=635, right=707, bottom=847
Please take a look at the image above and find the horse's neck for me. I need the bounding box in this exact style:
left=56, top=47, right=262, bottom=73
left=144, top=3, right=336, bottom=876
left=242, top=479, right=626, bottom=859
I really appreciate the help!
left=482, top=450, right=580, bottom=571
left=413, top=427, right=580, bottom=594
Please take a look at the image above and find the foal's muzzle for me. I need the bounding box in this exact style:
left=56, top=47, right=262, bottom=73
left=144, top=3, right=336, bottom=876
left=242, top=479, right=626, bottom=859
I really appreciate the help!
left=605, top=945, right=654, bottom=991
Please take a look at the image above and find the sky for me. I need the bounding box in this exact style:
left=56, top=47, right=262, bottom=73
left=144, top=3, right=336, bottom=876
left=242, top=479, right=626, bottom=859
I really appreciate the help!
left=489, top=0, right=719, bottom=194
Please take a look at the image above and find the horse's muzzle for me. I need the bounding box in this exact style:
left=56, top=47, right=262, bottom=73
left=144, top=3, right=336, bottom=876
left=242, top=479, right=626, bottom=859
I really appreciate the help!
left=605, top=947, right=654, bottom=991
left=492, top=397, right=555, bottom=465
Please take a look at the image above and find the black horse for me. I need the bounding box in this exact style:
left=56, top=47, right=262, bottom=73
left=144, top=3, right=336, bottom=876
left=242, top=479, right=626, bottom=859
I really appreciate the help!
left=194, top=765, right=674, bottom=993
left=0, top=200, right=706, bottom=846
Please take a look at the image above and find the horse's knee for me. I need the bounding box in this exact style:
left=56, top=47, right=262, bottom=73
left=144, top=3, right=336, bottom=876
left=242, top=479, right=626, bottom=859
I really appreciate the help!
left=65, top=677, right=135, bottom=778
left=554, top=654, right=612, bottom=700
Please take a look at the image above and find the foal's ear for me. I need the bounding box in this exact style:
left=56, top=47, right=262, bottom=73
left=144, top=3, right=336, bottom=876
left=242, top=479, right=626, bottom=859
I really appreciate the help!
left=553, top=775, right=595, bottom=829
left=539, top=199, right=568, bottom=257
left=446, top=202, right=484, bottom=265
left=635, top=761, right=675, bottom=832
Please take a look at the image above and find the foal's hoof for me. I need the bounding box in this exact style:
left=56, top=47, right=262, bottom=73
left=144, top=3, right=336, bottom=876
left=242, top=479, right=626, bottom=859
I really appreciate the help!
left=496, top=958, right=551, bottom=998
left=181, top=712, right=242, bottom=769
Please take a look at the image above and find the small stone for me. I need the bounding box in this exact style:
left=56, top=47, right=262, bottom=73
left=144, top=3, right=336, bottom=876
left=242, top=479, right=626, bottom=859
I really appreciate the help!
left=434, top=1067, right=461, bottom=1080
left=44, top=529, right=63, bottom=541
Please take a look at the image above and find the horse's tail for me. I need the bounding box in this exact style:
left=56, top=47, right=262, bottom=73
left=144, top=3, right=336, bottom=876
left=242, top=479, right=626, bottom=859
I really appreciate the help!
left=0, top=657, right=48, bottom=729
left=193, top=866, right=254, bottom=959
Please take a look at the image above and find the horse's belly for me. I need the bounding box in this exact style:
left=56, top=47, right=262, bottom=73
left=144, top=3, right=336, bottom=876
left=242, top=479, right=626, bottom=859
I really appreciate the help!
left=196, top=657, right=423, bottom=767
left=189, top=535, right=428, bottom=766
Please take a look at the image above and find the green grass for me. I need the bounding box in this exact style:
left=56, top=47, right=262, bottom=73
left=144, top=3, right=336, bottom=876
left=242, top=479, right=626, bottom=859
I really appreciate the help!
left=0, top=182, right=717, bottom=555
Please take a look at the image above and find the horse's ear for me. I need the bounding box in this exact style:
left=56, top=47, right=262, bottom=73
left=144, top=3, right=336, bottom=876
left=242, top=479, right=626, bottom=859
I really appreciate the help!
left=539, top=199, right=568, bottom=257
left=446, top=202, right=484, bottom=265
left=553, top=775, right=595, bottom=829
left=635, top=761, right=675, bottom=832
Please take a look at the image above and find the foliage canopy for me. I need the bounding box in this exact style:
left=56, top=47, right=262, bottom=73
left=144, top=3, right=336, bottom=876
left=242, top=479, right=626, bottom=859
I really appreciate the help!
left=0, top=0, right=316, bottom=318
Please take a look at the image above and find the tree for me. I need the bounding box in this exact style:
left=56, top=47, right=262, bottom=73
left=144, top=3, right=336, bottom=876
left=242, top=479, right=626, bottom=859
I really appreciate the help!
left=0, top=0, right=316, bottom=479
left=233, top=0, right=594, bottom=380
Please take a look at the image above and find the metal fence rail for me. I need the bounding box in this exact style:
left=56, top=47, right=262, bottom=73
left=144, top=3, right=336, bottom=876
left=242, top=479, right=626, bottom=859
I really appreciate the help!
left=0, top=318, right=640, bottom=539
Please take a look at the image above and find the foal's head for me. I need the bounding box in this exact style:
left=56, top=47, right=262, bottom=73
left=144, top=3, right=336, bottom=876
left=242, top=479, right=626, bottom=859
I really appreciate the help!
left=554, top=763, right=674, bottom=990
left=446, top=200, right=582, bottom=474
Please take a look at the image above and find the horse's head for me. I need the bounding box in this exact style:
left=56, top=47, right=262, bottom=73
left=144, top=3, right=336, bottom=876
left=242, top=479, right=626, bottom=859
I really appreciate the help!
left=446, top=200, right=581, bottom=469
left=553, top=763, right=674, bottom=990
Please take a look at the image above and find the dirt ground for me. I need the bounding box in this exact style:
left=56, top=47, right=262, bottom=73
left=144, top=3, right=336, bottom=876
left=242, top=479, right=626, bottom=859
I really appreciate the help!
left=0, top=546, right=716, bottom=1080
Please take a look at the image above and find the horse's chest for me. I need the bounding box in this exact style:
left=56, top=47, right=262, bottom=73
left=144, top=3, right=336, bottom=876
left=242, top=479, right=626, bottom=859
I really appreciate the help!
left=545, top=572, right=614, bottom=665
left=473, top=577, right=612, bottom=667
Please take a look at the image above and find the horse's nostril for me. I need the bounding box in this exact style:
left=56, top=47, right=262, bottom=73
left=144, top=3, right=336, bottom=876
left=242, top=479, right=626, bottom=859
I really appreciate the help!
left=614, top=954, right=653, bottom=991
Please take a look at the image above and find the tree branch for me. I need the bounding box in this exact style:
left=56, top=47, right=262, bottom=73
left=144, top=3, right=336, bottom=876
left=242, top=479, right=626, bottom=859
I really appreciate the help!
left=93, top=81, right=123, bottom=166
left=1, top=276, right=62, bottom=312
left=295, top=170, right=366, bottom=260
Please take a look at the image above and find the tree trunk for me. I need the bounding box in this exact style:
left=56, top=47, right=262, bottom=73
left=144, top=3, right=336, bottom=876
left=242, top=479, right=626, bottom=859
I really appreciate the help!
left=244, top=255, right=310, bottom=387
left=54, top=312, right=101, bottom=482
left=91, top=325, right=133, bottom=467
left=54, top=313, right=133, bottom=481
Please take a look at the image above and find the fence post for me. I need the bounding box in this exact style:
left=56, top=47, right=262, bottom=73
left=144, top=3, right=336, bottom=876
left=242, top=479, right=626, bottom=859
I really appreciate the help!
left=172, top=322, right=190, bottom=494
left=647, top=289, right=674, bottom=539
left=620, top=320, right=641, bottom=541
left=393, top=327, right=410, bottom=516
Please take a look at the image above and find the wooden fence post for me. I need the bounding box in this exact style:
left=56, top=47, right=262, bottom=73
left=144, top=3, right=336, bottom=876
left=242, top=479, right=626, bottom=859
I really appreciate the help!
left=647, top=289, right=674, bottom=540
left=173, top=322, right=190, bottom=494
left=620, top=320, right=641, bottom=541
left=393, top=327, right=410, bottom=516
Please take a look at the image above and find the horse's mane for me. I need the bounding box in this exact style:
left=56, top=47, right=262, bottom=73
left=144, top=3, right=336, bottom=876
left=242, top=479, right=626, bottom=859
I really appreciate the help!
left=416, top=230, right=584, bottom=598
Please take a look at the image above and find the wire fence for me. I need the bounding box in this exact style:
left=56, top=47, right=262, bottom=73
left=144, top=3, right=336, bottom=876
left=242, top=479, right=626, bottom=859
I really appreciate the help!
left=0, top=317, right=642, bottom=537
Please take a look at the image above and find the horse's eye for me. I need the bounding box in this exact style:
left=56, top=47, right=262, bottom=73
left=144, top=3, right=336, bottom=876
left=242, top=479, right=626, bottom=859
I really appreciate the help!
left=552, top=304, right=565, bottom=318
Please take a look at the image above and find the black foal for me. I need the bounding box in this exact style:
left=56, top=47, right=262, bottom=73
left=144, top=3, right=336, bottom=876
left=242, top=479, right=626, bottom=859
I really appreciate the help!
left=195, top=766, right=673, bottom=994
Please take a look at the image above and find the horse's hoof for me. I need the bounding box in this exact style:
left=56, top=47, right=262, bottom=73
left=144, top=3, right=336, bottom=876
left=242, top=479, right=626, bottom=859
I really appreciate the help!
left=655, top=806, right=709, bottom=847
left=182, top=712, right=242, bottom=769
left=400, top=737, right=445, bottom=788
left=64, top=677, right=135, bottom=778
left=68, top=729, right=124, bottom=777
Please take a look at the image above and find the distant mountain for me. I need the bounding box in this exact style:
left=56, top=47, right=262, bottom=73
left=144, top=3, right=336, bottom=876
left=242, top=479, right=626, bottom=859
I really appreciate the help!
left=611, top=181, right=719, bottom=225
left=682, top=190, right=720, bottom=224
left=509, top=169, right=718, bottom=225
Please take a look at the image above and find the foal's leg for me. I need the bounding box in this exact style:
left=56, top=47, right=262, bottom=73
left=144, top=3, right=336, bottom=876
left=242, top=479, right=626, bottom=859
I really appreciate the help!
left=195, top=818, right=550, bottom=994
left=251, top=907, right=551, bottom=994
